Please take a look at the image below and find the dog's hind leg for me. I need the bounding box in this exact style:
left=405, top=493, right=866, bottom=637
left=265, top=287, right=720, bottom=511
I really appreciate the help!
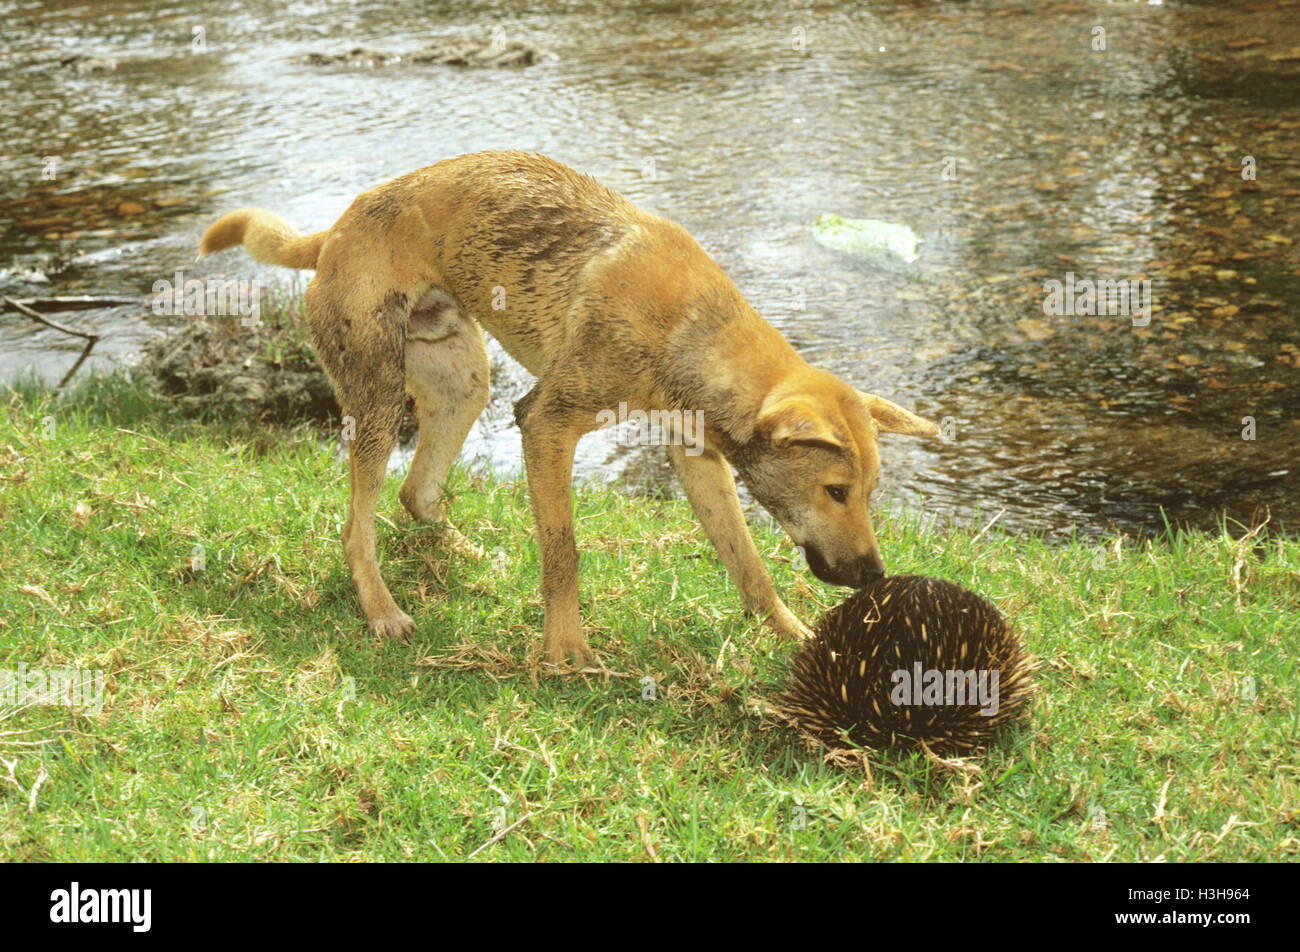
left=306, top=282, right=413, bottom=640
left=399, top=300, right=490, bottom=559
left=344, top=418, right=412, bottom=639
left=667, top=445, right=812, bottom=641
left=514, top=387, right=592, bottom=665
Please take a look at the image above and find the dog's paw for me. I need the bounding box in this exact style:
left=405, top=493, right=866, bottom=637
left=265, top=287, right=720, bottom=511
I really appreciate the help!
left=398, top=486, right=436, bottom=524
left=764, top=603, right=813, bottom=641
left=543, top=635, right=594, bottom=667
left=369, top=608, right=416, bottom=642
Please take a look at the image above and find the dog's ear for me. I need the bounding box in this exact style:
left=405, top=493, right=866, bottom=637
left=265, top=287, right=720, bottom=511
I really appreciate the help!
left=857, top=390, right=939, bottom=437
left=758, top=395, right=845, bottom=450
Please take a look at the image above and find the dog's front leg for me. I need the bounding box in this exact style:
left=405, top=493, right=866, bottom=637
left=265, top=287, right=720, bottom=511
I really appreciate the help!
left=667, top=445, right=812, bottom=641
left=517, top=396, right=592, bottom=665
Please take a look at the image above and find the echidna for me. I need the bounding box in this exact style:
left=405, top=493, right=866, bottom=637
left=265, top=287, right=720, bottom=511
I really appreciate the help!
left=780, top=575, right=1035, bottom=754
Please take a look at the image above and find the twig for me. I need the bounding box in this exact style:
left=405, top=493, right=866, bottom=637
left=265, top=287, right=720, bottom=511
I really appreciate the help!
left=493, top=736, right=556, bottom=776
left=3, top=296, right=136, bottom=314
left=918, top=740, right=983, bottom=777
left=113, top=427, right=166, bottom=448
left=28, top=763, right=48, bottom=813
left=0, top=757, right=19, bottom=793
left=467, top=811, right=533, bottom=859
left=5, top=296, right=100, bottom=393
left=3, top=295, right=100, bottom=341
left=56, top=339, right=96, bottom=392
left=857, top=749, right=873, bottom=795
left=0, top=703, right=36, bottom=725
left=572, top=663, right=634, bottom=678
left=970, top=508, right=1007, bottom=545
left=1153, top=775, right=1172, bottom=833
left=1212, top=814, right=1247, bottom=845
left=635, top=813, right=661, bottom=863
left=1229, top=515, right=1269, bottom=605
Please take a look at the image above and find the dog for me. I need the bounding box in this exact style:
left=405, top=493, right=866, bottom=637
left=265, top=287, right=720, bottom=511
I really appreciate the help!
left=199, top=151, right=938, bottom=663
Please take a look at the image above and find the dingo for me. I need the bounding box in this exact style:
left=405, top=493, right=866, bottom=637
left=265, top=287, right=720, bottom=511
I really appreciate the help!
left=200, top=151, right=938, bottom=663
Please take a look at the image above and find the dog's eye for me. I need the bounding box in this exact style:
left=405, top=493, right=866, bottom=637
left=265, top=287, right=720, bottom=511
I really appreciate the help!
left=824, top=485, right=849, bottom=503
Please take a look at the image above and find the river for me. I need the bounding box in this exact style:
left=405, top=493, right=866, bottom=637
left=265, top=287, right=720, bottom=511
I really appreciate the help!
left=2, top=0, right=1297, bottom=537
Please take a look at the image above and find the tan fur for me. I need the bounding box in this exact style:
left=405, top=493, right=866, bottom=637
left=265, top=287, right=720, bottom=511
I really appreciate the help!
left=198, top=208, right=326, bottom=270
left=199, top=151, right=938, bottom=664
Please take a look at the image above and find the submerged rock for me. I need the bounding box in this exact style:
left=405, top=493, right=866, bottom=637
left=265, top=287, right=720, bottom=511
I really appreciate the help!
left=408, top=37, right=539, bottom=67
left=292, top=36, right=539, bottom=68
left=59, top=54, right=117, bottom=74
left=292, top=47, right=401, bottom=68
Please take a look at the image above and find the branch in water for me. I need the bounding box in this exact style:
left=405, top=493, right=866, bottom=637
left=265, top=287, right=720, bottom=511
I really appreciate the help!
left=3, top=295, right=102, bottom=342
left=3, top=295, right=104, bottom=393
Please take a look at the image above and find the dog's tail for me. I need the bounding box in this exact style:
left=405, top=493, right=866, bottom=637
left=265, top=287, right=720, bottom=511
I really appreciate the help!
left=198, top=208, right=325, bottom=270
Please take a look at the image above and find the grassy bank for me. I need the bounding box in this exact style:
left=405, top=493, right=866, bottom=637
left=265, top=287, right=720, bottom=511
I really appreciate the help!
left=0, top=375, right=1296, bottom=861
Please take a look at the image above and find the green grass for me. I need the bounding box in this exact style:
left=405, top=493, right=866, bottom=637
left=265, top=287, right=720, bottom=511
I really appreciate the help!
left=0, top=373, right=1296, bottom=861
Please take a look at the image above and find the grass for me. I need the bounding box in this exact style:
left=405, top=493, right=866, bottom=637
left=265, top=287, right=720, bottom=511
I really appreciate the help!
left=0, top=372, right=1297, bottom=861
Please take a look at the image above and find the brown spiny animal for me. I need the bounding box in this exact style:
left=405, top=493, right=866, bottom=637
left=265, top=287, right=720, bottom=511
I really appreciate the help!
left=780, top=575, right=1036, bottom=753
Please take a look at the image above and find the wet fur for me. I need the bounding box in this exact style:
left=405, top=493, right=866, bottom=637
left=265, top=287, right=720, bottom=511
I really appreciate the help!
left=199, top=151, right=938, bottom=664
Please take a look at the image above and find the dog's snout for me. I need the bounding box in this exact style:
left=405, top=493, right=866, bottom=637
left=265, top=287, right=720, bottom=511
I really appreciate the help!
left=846, top=550, right=885, bottom=588
left=861, top=549, right=886, bottom=580
left=804, top=546, right=886, bottom=588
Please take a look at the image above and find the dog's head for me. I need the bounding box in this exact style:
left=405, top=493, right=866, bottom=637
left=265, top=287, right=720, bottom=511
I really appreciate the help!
left=734, top=371, right=937, bottom=588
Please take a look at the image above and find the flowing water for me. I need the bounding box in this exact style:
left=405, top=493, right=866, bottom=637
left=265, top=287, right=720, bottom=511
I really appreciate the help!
left=2, top=0, right=1298, bottom=537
